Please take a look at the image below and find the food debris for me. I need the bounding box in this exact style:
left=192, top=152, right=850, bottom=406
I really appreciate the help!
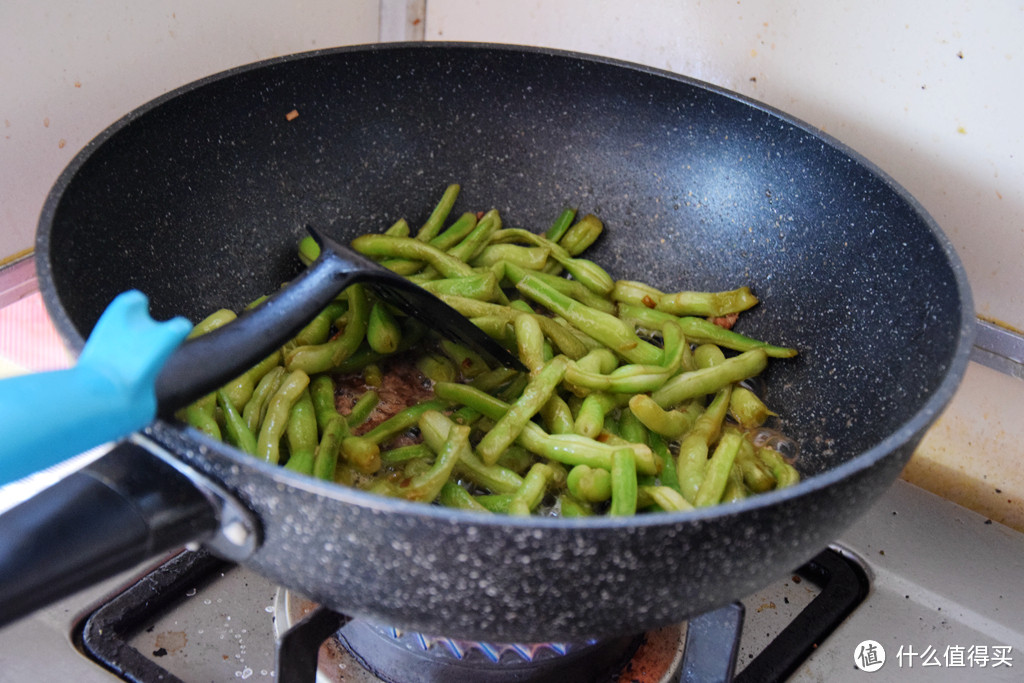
left=710, top=312, right=739, bottom=330
left=285, top=109, right=299, bottom=121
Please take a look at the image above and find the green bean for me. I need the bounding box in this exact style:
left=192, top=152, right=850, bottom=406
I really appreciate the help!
left=360, top=398, right=448, bottom=446
left=399, top=418, right=470, bottom=503
left=692, top=343, right=724, bottom=370
left=540, top=394, right=575, bottom=435
left=516, top=275, right=662, bottom=365
left=221, top=349, right=282, bottom=411
left=676, top=386, right=733, bottom=503
left=722, top=464, right=748, bottom=504
left=243, top=366, right=286, bottom=433
left=363, top=363, right=384, bottom=387
left=475, top=356, right=568, bottom=464
left=188, top=308, right=236, bottom=338
left=502, top=263, right=618, bottom=314
left=557, top=493, right=592, bottom=517
left=507, top=463, right=557, bottom=516
left=433, top=381, right=658, bottom=474
left=492, top=228, right=614, bottom=294
left=439, top=339, right=489, bottom=378
left=694, top=430, right=744, bottom=507
left=418, top=273, right=502, bottom=301
left=471, top=244, right=550, bottom=270
left=558, top=213, right=603, bottom=256
left=285, top=284, right=370, bottom=373
left=565, top=361, right=675, bottom=395
left=757, top=447, right=800, bottom=488
left=297, top=235, right=320, bottom=267
left=573, top=391, right=621, bottom=439
left=729, top=386, right=776, bottom=429
left=651, top=349, right=768, bottom=409
left=416, top=352, right=458, bottom=383
left=638, top=485, right=694, bottom=512
left=217, top=388, right=257, bottom=455
left=469, top=315, right=516, bottom=346
left=617, top=408, right=648, bottom=447
left=256, top=369, right=310, bottom=465
left=474, top=493, right=514, bottom=514
left=309, top=375, right=349, bottom=481
left=566, top=464, right=612, bottom=502
left=439, top=481, right=492, bottom=512
left=439, top=294, right=589, bottom=359
left=514, top=313, right=546, bottom=372
left=613, top=280, right=759, bottom=317
left=366, top=301, right=402, bottom=354
left=382, top=212, right=478, bottom=274
left=430, top=212, right=479, bottom=249
left=628, top=394, right=696, bottom=439
left=181, top=393, right=220, bottom=440
left=351, top=234, right=475, bottom=279
left=647, top=431, right=680, bottom=492
left=496, top=445, right=535, bottom=475
left=283, top=388, right=317, bottom=475
left=381, top=442, right=435, bottom=465
left=339, top=435, right=381, bottom=474
left=446, top=209, right=501, bottom=263
left=346, top=390, right=379, bottom=428
left=735, top=434, right=776, bottom=493
left=384, top=218, right=410, bottom=237
left=469, top=367, right=520, bottom=393
left=415, top=183, right=460, bottom=241
left=575, top=348, right=618, bottom=375
left=419, top=410, right=524, bottom=493
left=617, top=304, right=798, bottom=358
left=290, top=301, right=346, bottom=348
left=609, top=448, right=638, bottom=516
left=544, top=207, right=577, bottom=243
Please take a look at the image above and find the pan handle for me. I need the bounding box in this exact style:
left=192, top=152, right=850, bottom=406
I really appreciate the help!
left=0, top=434, right=260, bottom=628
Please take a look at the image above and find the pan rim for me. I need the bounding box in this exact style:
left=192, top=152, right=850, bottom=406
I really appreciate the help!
left=38, top=41, right=976, bottom=530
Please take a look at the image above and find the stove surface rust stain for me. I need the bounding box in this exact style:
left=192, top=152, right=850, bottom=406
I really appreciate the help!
left=153, top=630, right=188, bottom=655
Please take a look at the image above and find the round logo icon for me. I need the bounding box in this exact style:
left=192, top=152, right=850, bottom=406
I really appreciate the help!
left=854, top=640, right=886, bottom=672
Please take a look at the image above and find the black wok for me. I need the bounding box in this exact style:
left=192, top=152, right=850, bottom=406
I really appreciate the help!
left=3, top=43, right=972, bottom=642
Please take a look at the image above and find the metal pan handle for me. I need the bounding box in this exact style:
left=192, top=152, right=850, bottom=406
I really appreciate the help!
left=0, top=434, right=259, bottom=628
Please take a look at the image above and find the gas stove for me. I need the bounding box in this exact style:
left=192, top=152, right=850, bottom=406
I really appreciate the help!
left=1, top=477, right=1020, bottom=682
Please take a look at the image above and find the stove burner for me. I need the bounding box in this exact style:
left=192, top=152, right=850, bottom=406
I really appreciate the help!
left=333, top=619, right=640, bottom=683
left=77, top=546, right=868, bottom=683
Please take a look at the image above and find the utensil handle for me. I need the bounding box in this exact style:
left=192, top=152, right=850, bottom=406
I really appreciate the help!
left=0, top=440, right=219, bottom=628
left=154, top=243, right=363, bottom=416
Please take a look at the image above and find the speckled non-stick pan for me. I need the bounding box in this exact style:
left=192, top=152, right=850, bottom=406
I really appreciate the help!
left=2, top=43, right=973, bottom=641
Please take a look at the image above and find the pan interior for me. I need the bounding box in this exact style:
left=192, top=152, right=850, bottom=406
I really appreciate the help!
left=39, top=44, right=970, bottom=482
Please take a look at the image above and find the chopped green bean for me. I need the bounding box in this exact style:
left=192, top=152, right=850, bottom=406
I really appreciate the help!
left=544, top=207, right=577, bottom=243
left=217, top=388, right=257, bottom=455
left=609, top=448, right=638, bottom=516
left=256, top=369, right=310, bottom=465
left=283, top=388, right=317, bottom=475
left=475, top=356, right=568, bottom=464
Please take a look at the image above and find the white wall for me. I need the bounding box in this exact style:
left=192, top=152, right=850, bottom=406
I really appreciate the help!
left=0, top=0, right=379, bottom=263
left=4, top=1, right=1022, bottom=331
left=425, top=0, right=1024, bottom=332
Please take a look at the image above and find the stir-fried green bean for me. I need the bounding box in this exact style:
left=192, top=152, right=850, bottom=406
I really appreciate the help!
left=181, top=184, right=801, bottom=517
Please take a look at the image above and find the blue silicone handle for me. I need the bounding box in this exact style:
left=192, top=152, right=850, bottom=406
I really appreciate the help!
left=0, top=290, right=191, bottom=487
